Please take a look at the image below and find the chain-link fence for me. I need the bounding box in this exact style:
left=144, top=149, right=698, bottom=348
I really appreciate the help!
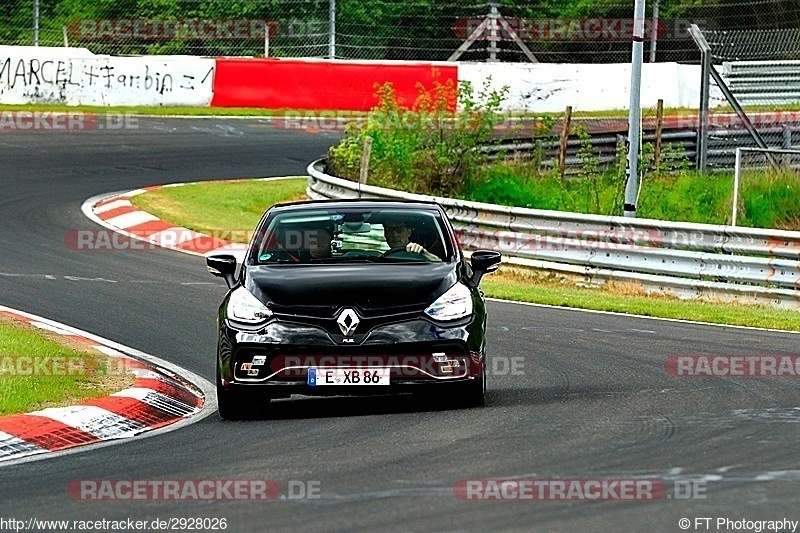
left=687, top=23, right=800, bottom=171
left=2, top=0, right=799, bottom=62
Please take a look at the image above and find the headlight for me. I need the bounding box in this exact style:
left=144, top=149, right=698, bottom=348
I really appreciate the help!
left=424, top=283, right=473, bottom=321
left=227, top=287, right=272, bottom=323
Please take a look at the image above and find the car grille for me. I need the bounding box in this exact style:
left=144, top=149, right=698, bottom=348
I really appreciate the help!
left=233, top=342, right=471, bottom=382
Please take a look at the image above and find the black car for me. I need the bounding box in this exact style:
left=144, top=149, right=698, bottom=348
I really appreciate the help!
left=206, top=200, right=501, bottom=419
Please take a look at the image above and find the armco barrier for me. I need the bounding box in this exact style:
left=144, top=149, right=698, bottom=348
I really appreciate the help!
left=307, top=159, right=800, bottom=309
left=210, top=58, right=457, bottom=110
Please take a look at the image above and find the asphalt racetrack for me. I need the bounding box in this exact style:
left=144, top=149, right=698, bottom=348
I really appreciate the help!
left=1, top=118, right=800, bottom=531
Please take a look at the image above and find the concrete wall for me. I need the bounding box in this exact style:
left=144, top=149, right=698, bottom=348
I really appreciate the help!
left=459, top=61, right=722, bottom=112
left=0, top=46, right=214, bottom=106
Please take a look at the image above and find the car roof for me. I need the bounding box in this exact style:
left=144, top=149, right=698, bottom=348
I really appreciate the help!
left=267, top=199, right=446, bottom=214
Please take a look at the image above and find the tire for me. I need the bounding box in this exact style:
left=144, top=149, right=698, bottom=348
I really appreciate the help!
left=415, top=369, right=486, bottom=410
left=216, top=368, right=265, bottom=420
left=458, top=366, right=486, bottom=408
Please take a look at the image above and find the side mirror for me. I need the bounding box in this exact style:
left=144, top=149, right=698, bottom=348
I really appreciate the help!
left=206, top=254, right=238, bottom=289
left=470, top=250, right=501, bottom=285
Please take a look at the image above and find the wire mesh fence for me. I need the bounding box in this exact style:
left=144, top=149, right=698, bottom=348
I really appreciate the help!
left=1, top=0, right=798, bottom=62
left=691, top=22, right=800, bottom=172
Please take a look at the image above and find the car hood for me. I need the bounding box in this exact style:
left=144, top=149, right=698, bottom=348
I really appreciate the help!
left=245, top=262, right=459, bottom=309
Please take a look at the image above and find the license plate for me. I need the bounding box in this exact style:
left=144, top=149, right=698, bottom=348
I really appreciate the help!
left=308, top=367, right=390, bottom=386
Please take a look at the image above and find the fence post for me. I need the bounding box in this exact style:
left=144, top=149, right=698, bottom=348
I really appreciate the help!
left=359, top=136, right=373, bottom=191
left=488, top=2, right=499, bottom=62
left=653, top=99, right=664, bottom=171
left=732, top=147, right=742, bottom=226
left=649, top=0, right=660, bottom=62
left=329, top=0, right=336, bottom=59
left=783, top=125, right=792, bottom=169
left=33, top=0, right=39, bottom=46
left=558, top=106, right=572, bottom=181
left=689, top=25, right=710, bottom=172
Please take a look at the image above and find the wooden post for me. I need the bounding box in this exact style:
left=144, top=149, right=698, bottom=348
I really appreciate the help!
left=558, top=105, right=572, bottom=180
left=359, top=136, right=373, bottom=187
left=653, top=98, right=664, bottom=172
left=783, top=125, right=792, bottom=169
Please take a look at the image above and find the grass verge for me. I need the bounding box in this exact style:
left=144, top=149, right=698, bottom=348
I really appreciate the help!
left=484, top=267, right=800, bottom=331
left=0, top=315, right=135, bottom=416
left=129, top=178, right=800, bottom=332
left=130, top=178, right=308, bottom=236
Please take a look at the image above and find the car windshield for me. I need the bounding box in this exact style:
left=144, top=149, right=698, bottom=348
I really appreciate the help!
left=251, top=207, right=453, bottom=265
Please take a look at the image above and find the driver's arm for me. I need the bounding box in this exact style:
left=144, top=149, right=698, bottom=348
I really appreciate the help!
left=406, top=242, right=442, bottom=262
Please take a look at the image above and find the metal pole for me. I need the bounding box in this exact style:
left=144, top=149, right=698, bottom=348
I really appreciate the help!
left=689, top=25, right=711, bottom=172
left=329, top=0, right=336, bottom=59
left=33, top=0, right=39, bottom=46
left=488, top=2, right=499, bottom=62
left=732, top=147, right=741, bottom=226
left=624, top=0, right=646, bottom=218
left=649, top=0, right=660, bottom=62
left=265, top=23, right=269, bottom=58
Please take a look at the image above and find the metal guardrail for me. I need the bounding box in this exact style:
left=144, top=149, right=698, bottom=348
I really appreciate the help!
left=307, top=159, right=800, bottom=309
left=722, top=61, right=800, bottom=106
left=489, top=127, right=798, bottom=172
left=483, top=130, right=696, bottom=173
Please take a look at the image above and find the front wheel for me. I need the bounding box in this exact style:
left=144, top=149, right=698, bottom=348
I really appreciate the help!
left=216, top=368, right=266, bottom=420
left=458, top=367, right=486, bottom=408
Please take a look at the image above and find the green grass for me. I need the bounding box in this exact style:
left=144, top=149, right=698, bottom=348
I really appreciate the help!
left=483, top=269, right=800, bottom=332
left=467, top=165, right=800, bottom=230
left=130, top=178, right=308, bottom=239
left=0, top=319, right=133, bottom=416
left=130, top=178, right=800, bottom=332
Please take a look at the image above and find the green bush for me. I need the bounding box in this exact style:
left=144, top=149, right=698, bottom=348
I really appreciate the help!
left=327, top=75, right=509, bottom=197
left=326, top=77, right=800, bottom=230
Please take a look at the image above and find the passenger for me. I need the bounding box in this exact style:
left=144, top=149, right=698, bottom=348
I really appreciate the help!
left=307, top=228, right=333, bottom=259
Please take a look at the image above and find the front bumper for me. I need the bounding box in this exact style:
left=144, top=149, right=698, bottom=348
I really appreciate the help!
left=217, top=316, right=485, bottom=397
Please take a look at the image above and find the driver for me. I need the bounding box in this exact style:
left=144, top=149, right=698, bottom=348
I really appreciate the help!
left=383, top=220, right=441, bottom=262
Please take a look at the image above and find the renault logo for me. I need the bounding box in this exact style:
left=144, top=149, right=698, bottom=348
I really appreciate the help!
left=337, top=308, right=360, bottom=337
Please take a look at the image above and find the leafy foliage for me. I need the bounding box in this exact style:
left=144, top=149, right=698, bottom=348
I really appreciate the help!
left=327, top=74, right=508, bottom=197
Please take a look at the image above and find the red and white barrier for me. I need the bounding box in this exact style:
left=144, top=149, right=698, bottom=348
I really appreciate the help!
left=0, top=45, right=714, bottom=113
